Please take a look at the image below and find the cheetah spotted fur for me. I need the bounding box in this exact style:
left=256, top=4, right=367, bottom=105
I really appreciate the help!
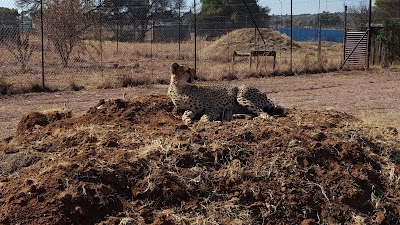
left=167, top=63, right=285, bottom=124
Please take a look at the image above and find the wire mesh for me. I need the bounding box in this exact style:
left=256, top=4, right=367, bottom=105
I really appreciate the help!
left=0, top=0, right=377, bottom=94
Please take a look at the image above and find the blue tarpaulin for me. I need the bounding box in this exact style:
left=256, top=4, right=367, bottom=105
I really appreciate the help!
left=274, top=28, right=344, bottom=43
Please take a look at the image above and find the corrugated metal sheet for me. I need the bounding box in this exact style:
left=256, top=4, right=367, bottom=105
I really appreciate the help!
left=344, top=31, right=368, bottom=66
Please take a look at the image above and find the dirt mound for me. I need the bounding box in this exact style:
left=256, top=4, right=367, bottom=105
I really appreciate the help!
left=16, top=111, right=72, bottom=136
left=202, top=28, right=300, bottom=60
left=1, top=95, right=399, bottom=224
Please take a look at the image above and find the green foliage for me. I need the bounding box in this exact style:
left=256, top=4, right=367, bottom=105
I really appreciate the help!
left=318, top=11, right=343, bottom=28
left=380, top=19, right=400, bottom=67
left=0, top=7, right=18, bottom=24
left=0, top=7, right=19, bottom=42
left=375, top=0, right=400, bottom=67
left=199, top=0, right=270, bottom=38
left=102, top=0, right=179, bottom=42
left=375, top=0, right=400, bottom=19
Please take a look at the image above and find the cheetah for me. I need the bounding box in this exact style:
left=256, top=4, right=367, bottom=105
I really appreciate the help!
left=168, top=63, right=238, bottom=124
left=236, top=85, right=285, bottom=119
left=167, top=63, right=285, bottom=124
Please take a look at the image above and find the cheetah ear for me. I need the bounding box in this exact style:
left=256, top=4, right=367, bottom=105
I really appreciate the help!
left=171, top=63, right=180, bottom=74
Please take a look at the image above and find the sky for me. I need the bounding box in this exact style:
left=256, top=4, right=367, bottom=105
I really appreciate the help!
left=0, top=0, right=376, bottom=15
left=0, top=0, right=16, bottom=9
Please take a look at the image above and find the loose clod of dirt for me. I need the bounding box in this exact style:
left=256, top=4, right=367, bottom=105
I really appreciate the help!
left=202, top=28, right=301, bottom=60
left=0, top=95, right=399, bottom=225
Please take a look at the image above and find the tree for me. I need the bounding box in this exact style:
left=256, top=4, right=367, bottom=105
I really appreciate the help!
left=0, top=7, right=33, bottom=72
left=318, top=11, right=342, bottom=29
left=375, top=0, right=400, bottom=20
left=101, top=0, right=177, bottom=42
left=0, top=7, right=19, bottom=25
left=16, top=0, right=99, bottom=11
left=348, top=1, right=369, bottom=30
left=199, top=0, right=270, bottom=37
left=4, top=31, right=34, bottom=72
left=374, top=1, right=400, bottom=67
left=380, top=19, right=400, bottom=67
left=18, top=0, right=98, bottom=67
left=45, top=0, right=98, bottom=67
left=16, top=0, right=43, bottom=10
left=0, top=7, right=19, bottom=41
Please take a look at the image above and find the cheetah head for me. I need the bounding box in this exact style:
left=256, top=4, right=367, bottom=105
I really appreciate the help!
left=170, top=63, right=197, bottom=87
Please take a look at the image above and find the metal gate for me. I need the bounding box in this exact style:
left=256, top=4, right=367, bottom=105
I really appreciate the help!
left=340, top=30, right=369, bottom=68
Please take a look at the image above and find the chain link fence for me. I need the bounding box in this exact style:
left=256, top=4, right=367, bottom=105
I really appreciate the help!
left=0, top=0, right=375, bottom=95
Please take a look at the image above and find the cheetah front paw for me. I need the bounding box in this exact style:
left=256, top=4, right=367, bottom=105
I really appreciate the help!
left=183, top=118, right=193, bottom=125
left=199, top=116, right=210, bottom=123
left=182, top=110, right=196, bottom=125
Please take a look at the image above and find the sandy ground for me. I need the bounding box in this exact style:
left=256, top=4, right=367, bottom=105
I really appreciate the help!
left=1, top=69, right=400, bottom=139
left=1, top=69, right=400, bottom=224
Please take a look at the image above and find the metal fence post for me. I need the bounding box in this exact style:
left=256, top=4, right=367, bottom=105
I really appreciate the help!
left=343, top=5, right=347, bottom=63
left=290, top=0, right=293, bottom=72
left=40, top=0, right=45, bottom=89
left=194, top=0, right=197, bottom=73
left=367, top=0, right=372, bottom=68
left=178, top=3, right=181, bottom=59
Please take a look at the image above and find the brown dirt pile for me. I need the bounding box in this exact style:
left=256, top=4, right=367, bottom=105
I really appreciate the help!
left=0, top=95, right=399, bottom=224
left=202, top=28, right=300, bottom=60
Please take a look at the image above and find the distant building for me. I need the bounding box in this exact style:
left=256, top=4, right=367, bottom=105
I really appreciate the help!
left=19, top=15, right=32, bottom=32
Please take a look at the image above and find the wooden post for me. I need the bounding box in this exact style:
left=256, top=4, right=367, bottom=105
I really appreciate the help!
left=232, top=52, right=235, bottom=71
left=372, top=35, right=375, bottom=65
left=264, top=53, right=267, bottom=72
left=256, top=54, right=259, bottom=70
left=249, top=51, right=252, bottom=69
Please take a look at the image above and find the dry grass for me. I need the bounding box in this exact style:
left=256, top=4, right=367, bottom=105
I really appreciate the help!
left=1, top=95, right=399, bottom=224
left=196, top=40, right=342, bottom=80
left=359, top=111, right=400, bottom=132
left=0, top=77, right=12, bottom=95
left=0, top=29, right=344, bottom=94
